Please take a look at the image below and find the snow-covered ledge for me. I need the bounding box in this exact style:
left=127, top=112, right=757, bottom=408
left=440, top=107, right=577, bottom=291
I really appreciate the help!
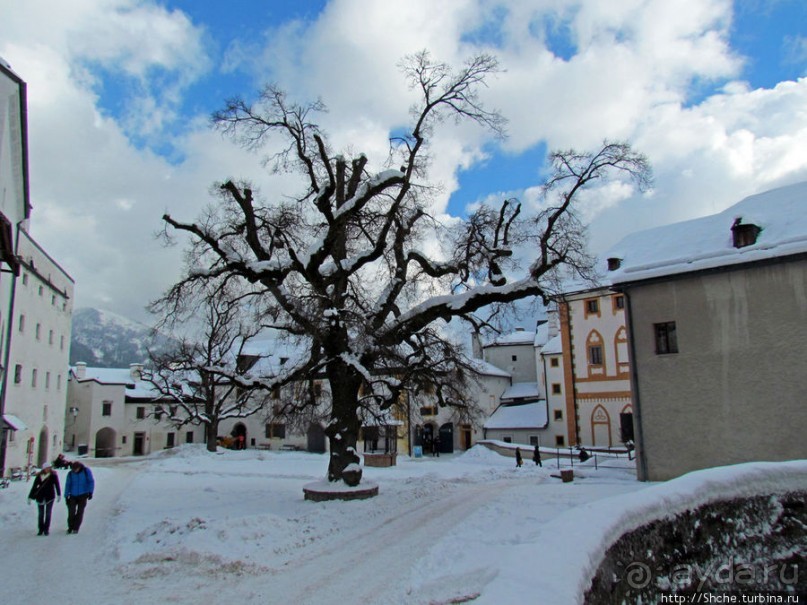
left=484, top=460, right=807, bottom=603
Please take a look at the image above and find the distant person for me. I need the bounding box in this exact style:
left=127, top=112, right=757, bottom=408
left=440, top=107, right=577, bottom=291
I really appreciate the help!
left=28, top=462, right=61, bottom=536
left=515, top=447, right=523, bottom=467
left=532, top=445, right=542, bottom=467
left=433, top=436, right=441, bottom=457
left=65, top=461, right=95, bottom=534
left=578, top=447, right=590, bottom=463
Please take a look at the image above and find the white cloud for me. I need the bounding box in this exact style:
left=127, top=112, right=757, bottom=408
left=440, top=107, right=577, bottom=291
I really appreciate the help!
left=2, top=0, right=807, bottom=324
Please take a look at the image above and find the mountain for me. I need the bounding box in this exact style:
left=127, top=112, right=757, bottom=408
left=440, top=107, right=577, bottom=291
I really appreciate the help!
left=69, top=308, right=170, bottom=368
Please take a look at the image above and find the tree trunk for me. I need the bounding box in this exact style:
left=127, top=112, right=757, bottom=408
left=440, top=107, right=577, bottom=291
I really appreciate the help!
left=324, top=361, right=363, bottom=486
left=206, top=418, right=219, bottom=453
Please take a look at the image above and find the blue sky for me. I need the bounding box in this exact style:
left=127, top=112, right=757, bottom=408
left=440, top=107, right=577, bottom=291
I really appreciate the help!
left=1, top=0, right=806, bottom=322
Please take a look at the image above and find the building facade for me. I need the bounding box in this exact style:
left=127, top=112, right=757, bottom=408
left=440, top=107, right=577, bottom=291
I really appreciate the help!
left=3, top=229, right=73, bottom=470
left=558, top=288, right=633, bottom=449
left=608, top=182, right=807, bottom=481
left=67, top=364, right=206, bottom=457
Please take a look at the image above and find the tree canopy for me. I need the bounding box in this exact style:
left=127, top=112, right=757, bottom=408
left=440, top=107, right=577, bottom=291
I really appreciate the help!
left=158, top=51, right=651, bottom=486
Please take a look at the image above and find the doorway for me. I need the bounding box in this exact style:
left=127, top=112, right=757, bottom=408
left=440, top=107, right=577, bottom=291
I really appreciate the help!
left=133, top=432, right=146, bottom=456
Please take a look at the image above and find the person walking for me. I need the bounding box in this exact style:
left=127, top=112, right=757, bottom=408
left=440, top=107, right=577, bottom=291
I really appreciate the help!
left=515, top=447, right=523, bottom=468
left=64, top=461, right=94, bottom=534
left=532, top=444, right=542, bottom=467
left=28, top=462, right=61, bottom=536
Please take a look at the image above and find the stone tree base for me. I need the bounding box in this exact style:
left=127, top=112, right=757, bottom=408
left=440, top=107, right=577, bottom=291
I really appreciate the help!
left=302, top=479, right=379, bottom=502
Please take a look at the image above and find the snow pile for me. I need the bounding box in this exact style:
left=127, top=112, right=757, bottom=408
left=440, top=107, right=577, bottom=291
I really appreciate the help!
left=482, top=460, right=807, bottom=604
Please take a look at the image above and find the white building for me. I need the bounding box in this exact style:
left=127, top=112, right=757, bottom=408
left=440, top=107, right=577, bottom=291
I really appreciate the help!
left=480, top=317, right=568, bottom=448
left=0, top=58, right=33, bottom=475
left=3, top=229, right=73, bottom=471
left=67, top=363, right=206, bottom=457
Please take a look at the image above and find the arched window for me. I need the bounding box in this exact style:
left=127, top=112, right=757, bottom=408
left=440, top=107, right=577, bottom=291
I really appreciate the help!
left=614, top=326, right=629, bottom=375
left=586, top=330, right=605, bottom=377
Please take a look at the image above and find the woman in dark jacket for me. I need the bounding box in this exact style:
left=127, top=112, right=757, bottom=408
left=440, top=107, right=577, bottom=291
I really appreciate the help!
left=28, top=462, right=61, bottom=536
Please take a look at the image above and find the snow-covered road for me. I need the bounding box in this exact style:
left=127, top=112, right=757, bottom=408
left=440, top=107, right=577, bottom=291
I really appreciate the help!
left=0, top=446, right=643, bottom=604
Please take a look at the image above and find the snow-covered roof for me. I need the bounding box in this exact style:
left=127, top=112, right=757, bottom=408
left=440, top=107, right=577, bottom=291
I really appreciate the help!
left=3, top=414, right=28, bottom=431
left=533, top=320, right=551, bottom=348
left=501, top=382, right=541, bottom=401
left=483, top=401, right=548, bottom=430
left=541, top=334, right=562, bottom=356
left=485, top=328, right=536, bottom=347
left=606, top=181, right=807, bottom=284
left=468, top=359, right=511, bottom=379
left=71, top=366, right=172, bottom=400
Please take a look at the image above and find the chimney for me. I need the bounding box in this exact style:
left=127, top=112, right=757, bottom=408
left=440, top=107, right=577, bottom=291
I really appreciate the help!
left=471, top=332, right=483, bottom=359
left=75, top=362, right=86, bottom=379
left=731, top=217, right=761, bottom=249
left=130, top=363, right=143, bottom=381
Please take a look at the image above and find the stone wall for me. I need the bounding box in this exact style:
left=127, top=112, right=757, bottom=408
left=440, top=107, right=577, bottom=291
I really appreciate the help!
left=585, top=491, right=806, bottom=603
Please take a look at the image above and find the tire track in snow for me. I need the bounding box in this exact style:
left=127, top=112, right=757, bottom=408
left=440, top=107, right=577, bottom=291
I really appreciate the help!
left=275, top=478, right=521, bottom=604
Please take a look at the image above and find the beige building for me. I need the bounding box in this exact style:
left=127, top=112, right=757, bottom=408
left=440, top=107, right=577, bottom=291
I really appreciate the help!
left=3, top=230, right=73, bottom=470
left=558, top=288, right=633, bottom=449
left=607, top=182, right=807, bottom=481
left=66, top=364, right=206, bottom=457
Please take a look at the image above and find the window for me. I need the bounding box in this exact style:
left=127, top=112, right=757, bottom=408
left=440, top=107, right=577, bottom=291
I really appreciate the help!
left=551, top=383, right=562, bottom=395
left=588, top=345, right=603, bottom=366
left=169, top=405, right=178, bottom=417
left=553, top=409, right=563, bottom=421
left=49, top=330, right=54, bottom=345
left=502, top=436, right=512, bottom=444
left=122, top=435, right=127, bottom=444
left=166, top=432, right=175, bottom=448
left=32, top=369, right=38, bottom=388
left=420, top=406, right=437, bottom=416
left=584, top=298, right=600, bottom=317
left=14, top=364, right=22, bottom=384
left=313, top=382, right=322, bottom=397
left=102, top=401, right=112, bottom=416
left=613, top=295, right=625, bottom=312
left=550, top=357, right=559, bottom=368
left=186, top=432, right=194, bottom=444
left=57, top=374, right=62, bottom=390
left=51, top=294, right=56, bottom=306
left=154, top=406, right=164, bottom=419
left=265, top=423, right=286, bottom=439
left=136, top=407, right=145, bottom=419
left=45, top=372, right=51, bottom=389
left=60, top=335, right=65, bottom=350
left=38, top=285, right=43, bottom=296
left=18, top=314, right=24, bottom=333
left=529, top=436, right=538, bottom=446
left=555, top=435, right=565, bottom=446
left=22, top=273, right=28, bottom=285
left=654, top=322, right=678, bottom=355
left=35, top=323, right=41, bottom=340
left=511, top=355, right=518, bottom=362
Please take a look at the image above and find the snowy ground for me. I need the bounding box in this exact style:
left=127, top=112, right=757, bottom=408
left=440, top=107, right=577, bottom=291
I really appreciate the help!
left=0, top=445, right=643, bottom=604
left=2, top=446, right=800, bottom=604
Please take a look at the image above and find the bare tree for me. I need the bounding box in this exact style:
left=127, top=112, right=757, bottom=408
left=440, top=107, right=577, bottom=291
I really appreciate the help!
left=145, top=278, right=271, bottom=452
left=160, top=51, right=651, bottom=486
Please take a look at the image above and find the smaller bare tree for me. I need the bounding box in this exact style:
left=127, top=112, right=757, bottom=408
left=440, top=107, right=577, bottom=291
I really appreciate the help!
left=145, top=278, right=272, bottom=452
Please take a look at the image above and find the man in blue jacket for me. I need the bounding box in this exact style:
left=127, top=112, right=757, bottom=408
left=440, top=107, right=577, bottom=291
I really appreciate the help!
left=64, top=461, right=95, bottom=534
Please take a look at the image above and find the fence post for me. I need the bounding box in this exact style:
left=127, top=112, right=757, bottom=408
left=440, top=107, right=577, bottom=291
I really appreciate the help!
left=594, top=454, right=598, bottom=471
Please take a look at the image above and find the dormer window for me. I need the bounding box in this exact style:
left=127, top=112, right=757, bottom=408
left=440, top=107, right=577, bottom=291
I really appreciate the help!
left=607, top=257, right=622, bottom=271
left=731, top=218, right=761, bottom=249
